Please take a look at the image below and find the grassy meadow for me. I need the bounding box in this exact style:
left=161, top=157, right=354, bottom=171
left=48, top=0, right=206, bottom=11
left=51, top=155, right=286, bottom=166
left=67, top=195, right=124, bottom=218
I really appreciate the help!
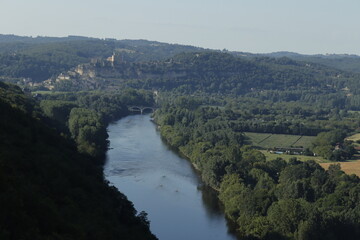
left=244, top=132, right=315, bottom=149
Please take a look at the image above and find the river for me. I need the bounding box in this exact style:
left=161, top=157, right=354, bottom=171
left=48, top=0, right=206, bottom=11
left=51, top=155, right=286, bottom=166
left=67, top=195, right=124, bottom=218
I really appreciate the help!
left=104, top=114, right=237, bottom=240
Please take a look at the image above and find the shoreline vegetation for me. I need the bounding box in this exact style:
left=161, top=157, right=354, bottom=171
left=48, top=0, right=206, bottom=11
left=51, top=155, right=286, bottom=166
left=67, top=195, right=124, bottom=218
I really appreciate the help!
left=153, top=102, right=360, bottom=239
left=0, top=82, right=158, bottom=240
left=3, top=34, right=360, bottom=239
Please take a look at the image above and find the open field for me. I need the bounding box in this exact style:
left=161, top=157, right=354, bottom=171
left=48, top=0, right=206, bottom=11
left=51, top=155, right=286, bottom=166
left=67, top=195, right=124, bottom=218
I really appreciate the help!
left=31, top=90, right=54, bottom=94
left=244, top=132, right=315, bottom=149
left=345, top=133, right=360, bottom=142
left=32, top=90, right=100, bottom=95
left=260, top=150, right=328, bottom=163
left=320, top=160, right=360, bottom=177
left=262, top=150, right=360, bottom=177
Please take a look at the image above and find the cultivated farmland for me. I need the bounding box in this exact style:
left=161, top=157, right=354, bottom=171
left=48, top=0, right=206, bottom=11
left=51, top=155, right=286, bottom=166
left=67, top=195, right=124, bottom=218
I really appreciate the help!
left=244, top=132, right=315, bottom=149
left=346, top=133, right=360, bottom=142
left=321, top=161, right=360, bottom=177
left=261, top=150, right=327, bottom=163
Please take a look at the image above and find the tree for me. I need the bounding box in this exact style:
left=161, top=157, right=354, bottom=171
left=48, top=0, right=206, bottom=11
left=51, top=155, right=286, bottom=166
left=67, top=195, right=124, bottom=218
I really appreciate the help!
left=267, top=199, right=311, bottom=238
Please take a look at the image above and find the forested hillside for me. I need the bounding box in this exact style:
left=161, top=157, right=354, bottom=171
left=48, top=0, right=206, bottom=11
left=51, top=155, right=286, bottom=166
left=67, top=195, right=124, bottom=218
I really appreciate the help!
left=154, top=97, right=360, bottom=239
left=0, top=81, right=157, bottom=240
left=0, top=34, right=205, bottom=82
left=55, top=51, right=360, bottom=111
left=2, top=34, right=360, bottom=240
left=124, top=52, right=358, bottom=94
left=262, top=52, right=360, bottom=74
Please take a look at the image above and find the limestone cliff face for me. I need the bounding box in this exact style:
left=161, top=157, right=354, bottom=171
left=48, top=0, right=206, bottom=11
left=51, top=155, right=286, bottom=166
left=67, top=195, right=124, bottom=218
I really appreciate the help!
left=75, top=64, right=96, bottom=78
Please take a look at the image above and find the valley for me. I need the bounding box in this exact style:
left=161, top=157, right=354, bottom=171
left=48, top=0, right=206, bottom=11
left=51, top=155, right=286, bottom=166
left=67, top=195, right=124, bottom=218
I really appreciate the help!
left=2, top=34, right=360, bottom=239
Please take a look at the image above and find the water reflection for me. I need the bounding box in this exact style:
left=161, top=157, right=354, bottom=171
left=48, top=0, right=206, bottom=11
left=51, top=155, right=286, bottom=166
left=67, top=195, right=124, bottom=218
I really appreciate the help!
left=104, top=114, right=237, bottom=240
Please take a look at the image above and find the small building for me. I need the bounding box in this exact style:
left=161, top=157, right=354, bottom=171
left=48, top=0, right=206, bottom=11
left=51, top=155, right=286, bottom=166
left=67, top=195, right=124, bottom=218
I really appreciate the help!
left=106, top=53, right=123, bottom=66
left=271, top=147, right=305, bottom=155
left=107, top=54, right=115, bottom=63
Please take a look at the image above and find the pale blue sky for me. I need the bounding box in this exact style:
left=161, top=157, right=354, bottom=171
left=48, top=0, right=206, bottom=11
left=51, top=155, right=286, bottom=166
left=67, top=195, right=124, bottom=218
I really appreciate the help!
left=1, top=0, right=359, bottom=54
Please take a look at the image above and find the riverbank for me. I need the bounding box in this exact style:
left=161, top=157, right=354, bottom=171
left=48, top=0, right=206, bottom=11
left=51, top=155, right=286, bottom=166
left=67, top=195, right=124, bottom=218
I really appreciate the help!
left=0, top=82, right=157, bottom=240
left=104, top=114, right=237, bottom=240
left=155, top=118, right=221, bottom=191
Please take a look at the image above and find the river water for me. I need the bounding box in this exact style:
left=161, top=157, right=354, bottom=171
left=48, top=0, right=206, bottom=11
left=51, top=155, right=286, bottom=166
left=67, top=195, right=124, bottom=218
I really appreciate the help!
left=104, top=114, right=237, bottom=240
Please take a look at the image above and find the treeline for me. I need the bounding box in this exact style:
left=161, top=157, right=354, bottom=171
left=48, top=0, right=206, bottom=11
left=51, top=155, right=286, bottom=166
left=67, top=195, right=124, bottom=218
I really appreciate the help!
left=219, top=162, right=360, bottom=239
left=100, top=52, right=359, bottom=95
left=0, top=40, right=116, bottom=81
left=156, top=95, right=360, bottom=139
left=224, top=97, right=360, bottom=135
left=155, top=97, right=360, bottom=239
left=58, top=51, right=360, bottom=111
left=311, top=130, right=356, bottom=161
left=0, top=81, right=157, bottom=239
left=260, top=52, right=360, bottom=74
left=39, top=89, right=155, bottom=158
left=246, top=89, right=360, bottom=111
left=0, top=36, right=205, bottom=83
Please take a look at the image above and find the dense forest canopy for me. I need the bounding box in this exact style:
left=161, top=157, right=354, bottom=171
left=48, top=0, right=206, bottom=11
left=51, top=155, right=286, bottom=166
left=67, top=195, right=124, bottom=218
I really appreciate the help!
left=1, top=33, right=359, bottom=86
left=0, top=81, right=157, bottom=239
left=261, top=52, right=360, bottom=74
left=154, top=97, right=360, bottom=239
left=0, top=34, right=206, bottom=82
left=3, top=34, right=360, bottom=239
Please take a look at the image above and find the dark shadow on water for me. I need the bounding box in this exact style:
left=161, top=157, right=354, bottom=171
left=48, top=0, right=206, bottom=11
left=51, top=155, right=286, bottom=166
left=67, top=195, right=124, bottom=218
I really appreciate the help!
left=199, top=185, right=242, bottom=239
left=105, top=114, right=240, bottom=239
left=156, top=126, right=240, bottom=239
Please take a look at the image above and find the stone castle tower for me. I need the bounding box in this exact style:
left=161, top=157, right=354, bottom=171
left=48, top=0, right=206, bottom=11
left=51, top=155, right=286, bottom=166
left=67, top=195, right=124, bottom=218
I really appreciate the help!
left=106, top=52, right=122, bottom=66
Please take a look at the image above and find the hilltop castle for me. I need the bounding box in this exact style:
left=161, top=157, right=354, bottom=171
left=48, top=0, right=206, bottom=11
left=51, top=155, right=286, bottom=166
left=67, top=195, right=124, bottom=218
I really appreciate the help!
left=106, top=52, right=123, bottom=66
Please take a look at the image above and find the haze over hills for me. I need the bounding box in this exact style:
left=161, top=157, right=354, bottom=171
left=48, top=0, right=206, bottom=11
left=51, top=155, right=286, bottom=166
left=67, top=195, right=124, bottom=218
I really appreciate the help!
left=1, top=34, right=360, bottom=74
left=1, top=34, right=360, bottom=113
left=3, top=33, right=360, bottom=239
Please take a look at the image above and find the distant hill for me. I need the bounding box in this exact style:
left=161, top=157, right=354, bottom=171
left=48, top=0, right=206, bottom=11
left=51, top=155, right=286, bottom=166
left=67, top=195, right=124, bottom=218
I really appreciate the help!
left=0, top=34, right=205, bottom=60
left=0, top=35, right=207, bottom=82
left=54, top=51, right=358, bottom=93
left=1, top=34, right=360, bottom=107
left=286, top=54, right=360, bottom=73
left=42, top=50, right=360, bottom=111
left=1, top=34, right=360, bottom=75
left=0, top=34, right=96, bottom=43
left=233, top=50, right=360, bottom=73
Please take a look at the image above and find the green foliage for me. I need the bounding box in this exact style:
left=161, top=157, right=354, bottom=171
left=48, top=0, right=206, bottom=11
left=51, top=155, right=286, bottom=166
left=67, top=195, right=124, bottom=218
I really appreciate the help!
left=0, top=81, right=37, bottom=113
left=313, top=130, right=346, bottom=147
left=0, top=39, right=116, bottom=81
left=80, top=51, right=360, bottom=111
left=313, top=145, right=334, bottom=159
left=266, top=52, right=360, bottom=73
left=0, top=82, right=157, bottom=240
left=156, top=103, right=245, bottom=188
left=68, top=108, right=108, bottom=157
left=4, top=34, right=360, bottom=239
left=0, top=36, right=204, bottom=83
left=75, top=92, right=130, bottom=123
left=40, top=100, right=78, bottom=124
left=312, top=130, right=356, bottom=161
left=155, top=97, right=360, bottom=239
left=37, top=89, right=154, bottom=159
left=267, top=199, right=311, bottom=237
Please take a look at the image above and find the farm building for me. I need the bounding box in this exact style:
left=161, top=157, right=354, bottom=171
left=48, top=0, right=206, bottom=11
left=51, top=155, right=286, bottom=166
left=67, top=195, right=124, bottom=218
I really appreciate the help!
left=270, top=147, right=305, bottom=155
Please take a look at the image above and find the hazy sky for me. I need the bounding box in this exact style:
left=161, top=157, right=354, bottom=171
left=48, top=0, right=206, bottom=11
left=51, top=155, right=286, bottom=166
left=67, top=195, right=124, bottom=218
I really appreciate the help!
left=1, top=0, right=359, bottom=54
